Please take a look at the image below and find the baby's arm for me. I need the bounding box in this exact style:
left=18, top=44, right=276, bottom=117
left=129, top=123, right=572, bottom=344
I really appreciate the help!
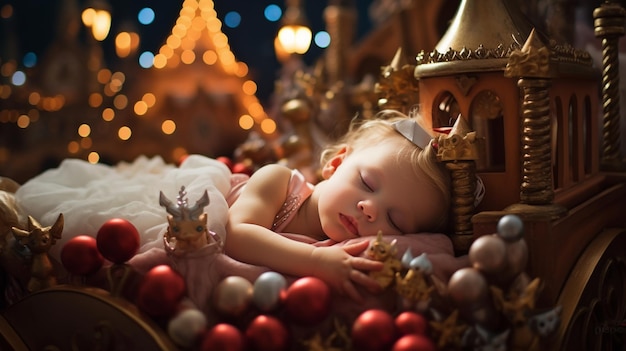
left=225, top=164, right=382, bottom=301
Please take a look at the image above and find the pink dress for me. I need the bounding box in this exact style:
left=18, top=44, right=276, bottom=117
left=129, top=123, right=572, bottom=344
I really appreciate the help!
left=226, top=169, right=314, bottom=232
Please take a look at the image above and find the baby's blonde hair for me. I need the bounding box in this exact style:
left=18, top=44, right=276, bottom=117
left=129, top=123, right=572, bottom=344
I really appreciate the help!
left=320, top=110, right=451, bottom=232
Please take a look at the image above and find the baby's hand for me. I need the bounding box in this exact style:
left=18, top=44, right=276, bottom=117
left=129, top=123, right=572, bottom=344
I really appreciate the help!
left=310, top=241, right=383, bottom=302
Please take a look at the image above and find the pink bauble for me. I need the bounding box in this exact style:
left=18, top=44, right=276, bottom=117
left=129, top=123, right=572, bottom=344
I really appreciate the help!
left=232, top=162, right=253, bottom=176
left=351, top=309, right=397, bottom=351
left=447, top=267, right=488, bottom=308
left=175, top=154, right=189, bottom=166
left=96, top=218, right=140, bottom=263
left=394, top=311, right=428, bottom=336
left=245, top=315, right=289, bottom=351
left=503, top=239, right=528, bottom=277
left=469, top=234, right=507, bottom=274
left=284, top=277, right=331, bottom=325
left=61, top=235, right=104, bottom=276
left=392, top=334, right=436, bottom=351
left=213, top=276, right=253, bottom=317
left=216, top=156, right=234, bottom=171
left=136, top=265, right=186, bottom=318
left=201, top=323, right=244, bottom=351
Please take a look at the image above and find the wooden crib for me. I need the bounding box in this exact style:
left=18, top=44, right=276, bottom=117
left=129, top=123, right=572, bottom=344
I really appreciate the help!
left=410, top=0, right=626, bottom=349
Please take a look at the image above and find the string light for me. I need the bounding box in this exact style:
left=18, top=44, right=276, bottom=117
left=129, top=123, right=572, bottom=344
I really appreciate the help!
left=162, top=120, right=176, bottom=134
left=149, top=0, right=275, bottom=135
left=118, top=126, right=132, bottom=140
left=78, top=124, right=91, bottom=137
left=88, top=152, right=100, bottom=163
left=275, top=0, right=312, bottom=57
left=81, top=0, right=112, bottom=41
left=1, top=0, right=281, bottom=176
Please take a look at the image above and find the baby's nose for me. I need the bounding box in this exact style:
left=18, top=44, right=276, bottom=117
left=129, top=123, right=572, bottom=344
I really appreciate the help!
left=358, top=200, right=377, bottom=222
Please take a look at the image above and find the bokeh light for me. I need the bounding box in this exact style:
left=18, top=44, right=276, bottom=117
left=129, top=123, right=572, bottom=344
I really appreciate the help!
left=264, top=4, right=282, bottom=22
left=11, top=71, right=26, bottom=86
left=224, top=11, right=241, bottom=28
left=138, top=8, right=155, bottom=25
left=23, top=52, right=37, bottom=68
left=139, top=51, right=155, bottom=68
left=314, top=31, right=331, bottom=48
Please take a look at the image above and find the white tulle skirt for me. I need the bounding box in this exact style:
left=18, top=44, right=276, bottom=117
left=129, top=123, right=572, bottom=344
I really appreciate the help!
left=14, top=154, right=232, bottom=262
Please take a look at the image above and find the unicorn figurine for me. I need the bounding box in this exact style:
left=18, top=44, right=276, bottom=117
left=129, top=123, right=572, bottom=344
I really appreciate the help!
left=159, top=186, right=222, bottom=254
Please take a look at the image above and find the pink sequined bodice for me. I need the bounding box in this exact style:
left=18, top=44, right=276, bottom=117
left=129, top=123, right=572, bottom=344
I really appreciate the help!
left=226, top=169, right=314, bottom=232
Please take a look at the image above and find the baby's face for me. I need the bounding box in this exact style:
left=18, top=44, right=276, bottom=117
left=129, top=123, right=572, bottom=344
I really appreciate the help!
left=317, top=140, right=443, bottom=242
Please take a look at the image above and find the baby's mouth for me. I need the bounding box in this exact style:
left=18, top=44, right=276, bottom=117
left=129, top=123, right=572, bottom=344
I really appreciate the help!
left=339, top=214, right=359, bottom=237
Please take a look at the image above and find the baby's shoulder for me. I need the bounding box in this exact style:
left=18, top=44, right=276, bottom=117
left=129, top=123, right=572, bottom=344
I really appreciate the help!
left=246, top=164, right=293, bottom=190
left=253, top=164, right=293, bottom=178
left=257, top=163, right=292, bottom=172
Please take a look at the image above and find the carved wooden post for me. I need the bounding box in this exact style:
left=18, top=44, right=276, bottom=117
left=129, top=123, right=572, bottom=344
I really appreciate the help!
left=436, top=116, right=479, bottom=252
left=593, top=1, right=625, bottom=169
left=518, top=76, right=553, bottom=204
left=504, top=29, right=566, bottom=218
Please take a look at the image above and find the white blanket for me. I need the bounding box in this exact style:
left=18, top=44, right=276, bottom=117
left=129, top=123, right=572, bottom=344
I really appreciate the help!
left=14, top=155, right=232, bottom=262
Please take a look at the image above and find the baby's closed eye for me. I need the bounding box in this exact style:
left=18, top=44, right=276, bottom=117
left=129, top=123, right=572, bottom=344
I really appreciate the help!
left=359, top=172, right=374, bottom=192
left=387, top=213, right=403, bottom=232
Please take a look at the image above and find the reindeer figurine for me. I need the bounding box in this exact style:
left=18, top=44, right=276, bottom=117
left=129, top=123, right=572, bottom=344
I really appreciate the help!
left=11, top=213, right=63, bottom=293
left=159, top=186, right=222, bottom=254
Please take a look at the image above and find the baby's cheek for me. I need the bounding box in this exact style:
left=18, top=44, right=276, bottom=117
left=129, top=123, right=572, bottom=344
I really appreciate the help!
left=320, top=220, right=345, bottom=242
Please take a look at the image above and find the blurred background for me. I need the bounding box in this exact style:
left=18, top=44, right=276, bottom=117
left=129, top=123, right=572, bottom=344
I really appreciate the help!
left=0, top=0, right=609, bottom=183
left=0, top=0, right=381, bottom=183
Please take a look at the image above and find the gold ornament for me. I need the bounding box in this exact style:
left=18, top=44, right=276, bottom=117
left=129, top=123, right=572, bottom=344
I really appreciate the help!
left=395, top=268, right=434, bottom=303
left=435, top=116, right=479, bottom=162
left=365, top=231, right=402, bottom=289
left=491, top=277, right=543, bottom=349
left=491, top=277, right=541, bottom=326
left=300, top=318, right=351, bottom=351
left=429, top=309, right=468, bottom=349
left=11, top=214, right=64, bottom=293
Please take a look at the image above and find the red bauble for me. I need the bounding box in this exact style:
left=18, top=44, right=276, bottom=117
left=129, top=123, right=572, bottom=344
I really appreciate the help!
left=136, top=265, right=186, bottom=318
left=60, top=235, right=104, bottom=276
left=284, top=276, right=331, bottom=325
left=245, top=315, right=289, bottom=351
left=394, top=311, right=428, bottom=336
left=391, top=334, right=436, bottom=351
left=96, top=218, right=140, bottom=264
left=231, top=162, right=253, bottom=176
left=351, top=309, right=397, bottom=351
left=176, top=154, right=189, bottom=167
left=216, top=156, right=234, bottom=171
left=201, top=323, right=244, bottom=351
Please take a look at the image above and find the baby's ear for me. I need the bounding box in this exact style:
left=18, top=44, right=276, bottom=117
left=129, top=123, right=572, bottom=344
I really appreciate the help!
left=321, top=145, right=348, bottom=179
